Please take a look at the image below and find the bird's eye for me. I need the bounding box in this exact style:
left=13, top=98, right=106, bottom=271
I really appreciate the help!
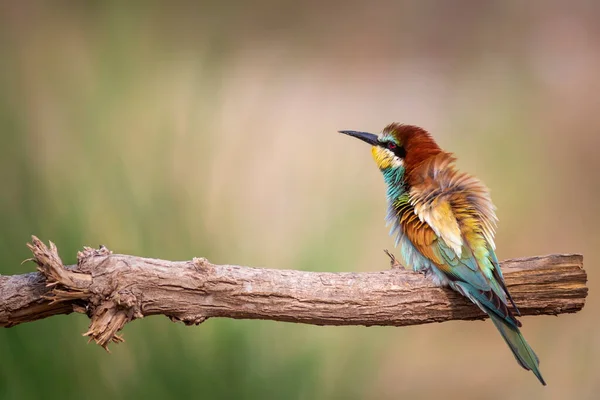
left=385, top=141, right=406, bottom=158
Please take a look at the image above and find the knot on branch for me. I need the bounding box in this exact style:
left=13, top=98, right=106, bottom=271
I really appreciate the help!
left=193, top=257, right=210, bottom=270
left=77, top=244, right=113, bottom=267
left=169, top=314, right=208, bottom=326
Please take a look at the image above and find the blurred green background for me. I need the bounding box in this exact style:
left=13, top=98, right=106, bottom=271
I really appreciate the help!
left=0, top=1, right=598, bottom=399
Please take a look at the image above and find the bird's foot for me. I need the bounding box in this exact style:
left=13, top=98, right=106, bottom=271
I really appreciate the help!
left=384, top=249, right=403, bottom=269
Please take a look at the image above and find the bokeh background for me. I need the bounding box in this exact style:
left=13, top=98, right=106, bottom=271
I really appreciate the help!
left=0, top=1, right=598, bottom=399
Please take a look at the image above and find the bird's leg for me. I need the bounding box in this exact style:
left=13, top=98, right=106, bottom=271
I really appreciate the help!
left=384, top=249, right=403, bottom=269
left=383, top=249, right=429, bottom=277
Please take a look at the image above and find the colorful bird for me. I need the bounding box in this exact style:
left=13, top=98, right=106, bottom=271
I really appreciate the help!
left=340, top=123, right=545, bottom=385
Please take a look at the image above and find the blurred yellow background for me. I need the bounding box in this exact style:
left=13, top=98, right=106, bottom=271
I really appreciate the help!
left=0, top=1, right=598, bottom=399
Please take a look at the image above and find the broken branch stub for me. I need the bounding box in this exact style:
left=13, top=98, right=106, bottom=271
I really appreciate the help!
left=27, top=237, right=137, bottom=350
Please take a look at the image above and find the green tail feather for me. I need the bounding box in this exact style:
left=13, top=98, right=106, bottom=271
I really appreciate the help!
left=488, top=311, right=546, bottom=386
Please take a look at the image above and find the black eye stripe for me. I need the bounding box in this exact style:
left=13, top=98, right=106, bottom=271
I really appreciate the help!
left=380, top=141, right=406, bottom=158
left=393, top=146, right=406, bottom=158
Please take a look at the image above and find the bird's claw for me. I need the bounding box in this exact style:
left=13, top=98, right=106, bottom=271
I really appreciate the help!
left=384, top=249, right=403, bottom=269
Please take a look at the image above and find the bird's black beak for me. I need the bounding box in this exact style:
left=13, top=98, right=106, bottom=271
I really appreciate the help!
left=338, top=130, right=379, bottom=146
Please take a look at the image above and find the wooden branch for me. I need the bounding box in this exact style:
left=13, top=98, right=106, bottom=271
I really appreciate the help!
left=0, top=237, right=587, bottom=350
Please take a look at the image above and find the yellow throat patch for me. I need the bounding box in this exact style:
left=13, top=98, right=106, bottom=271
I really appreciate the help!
left=371, top=146, right=402, bottom=170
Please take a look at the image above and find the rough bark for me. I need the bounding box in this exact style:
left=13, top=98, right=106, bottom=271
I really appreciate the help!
left=0, top=237, right=587, bottom=350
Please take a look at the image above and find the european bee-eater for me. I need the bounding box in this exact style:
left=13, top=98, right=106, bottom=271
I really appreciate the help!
left=340, top=123, right=545, bottom=385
